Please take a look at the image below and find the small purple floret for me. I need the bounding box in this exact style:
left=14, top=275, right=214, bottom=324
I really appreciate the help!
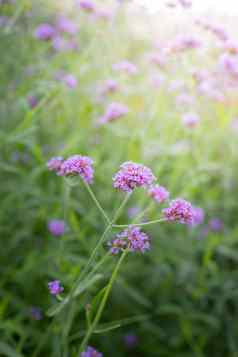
left=48, top=280, right=64, bottom=295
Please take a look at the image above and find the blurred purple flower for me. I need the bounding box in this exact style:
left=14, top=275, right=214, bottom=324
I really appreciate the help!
left=78, top=0, right=95, bottom=12
left=47, top=156, right=64, bottom=174
left=30, top=307, right=43, bottom=320
left=34, top=24, right=55, bottom=41
left=219, top=53, right=238, bottom=78
left=56, top=16, right=78, bottom=34
left=113, top=161, right=156, bottom=192
left=124, top=333, right=138, bottom=348
left=48, top=280, right=64, bottom=295
left=98, top=102, right=128, bottom=124
left=27, top=95, right=38, bottom=109
left=182, top=112, right=200, bottom=128
left=113, top=60, right=138, bottom=75
left=191, top=207, right=204, bottom=226
left=128, top=206, right=141, bottom=219
left=148, top=185, right=170, bottom=203
left=81, top=346, right=102, bottom=357
left=62, top=74, right=78, bottom=89
left=209, top=218, right=224, bottom=232
left=48, top=219, right=66, bottom=236
left=163, top=198, right=194, bottom=225
left=59, top=155, right=94, bottom=183
left=101, top=79, right=118, bottom=95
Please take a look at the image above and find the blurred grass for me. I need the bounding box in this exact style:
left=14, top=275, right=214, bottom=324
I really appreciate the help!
left=0, top=0, right=238, bottom=356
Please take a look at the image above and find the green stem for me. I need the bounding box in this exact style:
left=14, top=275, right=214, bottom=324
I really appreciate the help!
left=112, top=218, right=166, bottom=228
left=58, top=182, right=71, bottom=265
left=79, top=249, right=128, bottom=353
left=83, top=182, right=110, bottom=224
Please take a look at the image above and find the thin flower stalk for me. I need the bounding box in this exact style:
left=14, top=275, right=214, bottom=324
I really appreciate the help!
left=79, top=249, right=128, bottom=353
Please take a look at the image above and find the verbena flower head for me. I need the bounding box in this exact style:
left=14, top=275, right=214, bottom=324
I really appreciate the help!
left=109, top=227, right=150, bottom=254
left=182, top=113, right=200, bottom=128
left=113, top=60, right=138, bottom=75
left=113, top=161, right=156, bottom=192
left=108, top=238, right=127, bottom=255
left=78, top=0, right=95, bottom=12
left=81, top=346, right=103, bottom=357
left=34, top=24, right=55, bottom=40
left=48, top=219, right=66, bottom=236
left=48, top=280, right=64, bottom=295
left=98, top=102, right=129, bottom=125
left=163, top=198, right=194, bottom=225
left=59, top=155, right=94, bottom=183
left=148, top=185, right=170, bottom=203
left=47, top=156, right=64, bottom=174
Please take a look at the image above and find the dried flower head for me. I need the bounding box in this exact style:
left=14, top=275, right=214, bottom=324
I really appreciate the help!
left=113, top=161, right=156, bottom=192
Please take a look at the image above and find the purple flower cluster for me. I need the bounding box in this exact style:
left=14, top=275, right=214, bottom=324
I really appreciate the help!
left=47, top=155, right=94, bottom=184
left=113, top=162, right=156, bottom=192
left=109, top=227, right=150, bottom=254
left=163, top=198, right=194, bottom=225
left=48, top=280, right=64, bottom=295
left=98, top=102, right=129, bottom=125
left=48, top=219, right=66, bottom=236
left=148, top=185, right=170, bottom=203
left=81, top=346, right=103, bottom=357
